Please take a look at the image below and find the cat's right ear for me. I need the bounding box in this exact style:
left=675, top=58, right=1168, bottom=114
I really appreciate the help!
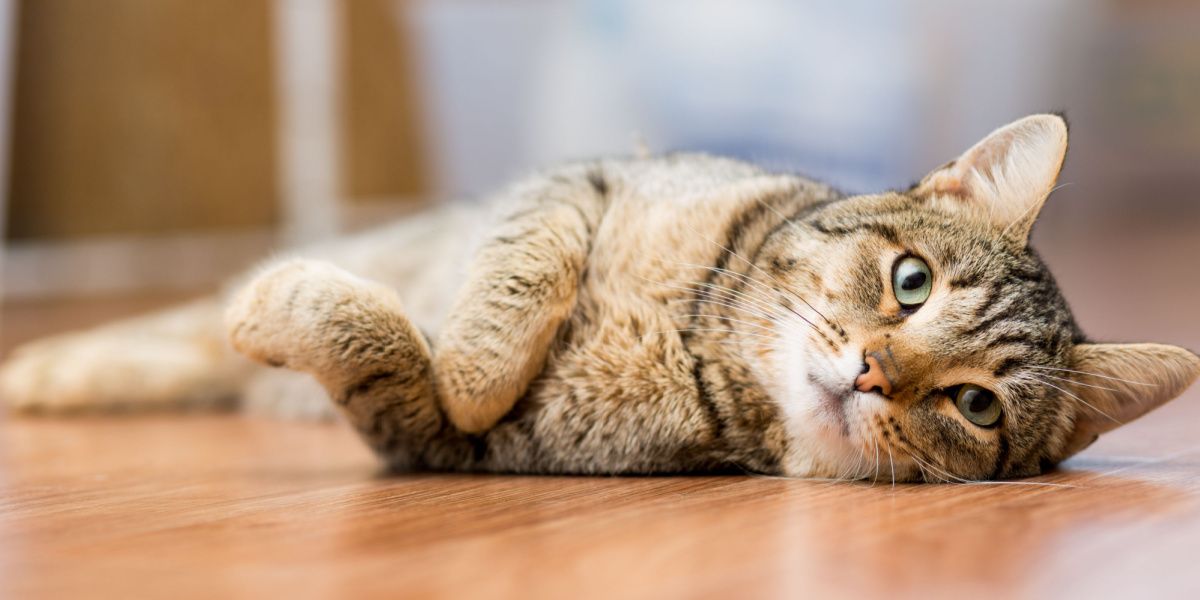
left=1058, top=343, right=1200, bottom=458
left=911, top=114, right=1068, bottom=246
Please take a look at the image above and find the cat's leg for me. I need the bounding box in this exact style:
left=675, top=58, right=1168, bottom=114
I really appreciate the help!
left=435, top=164, right=609, bottom=433
left=0, top=299, right=251, bottom=413
left=226, top=259, right=459, bottom=468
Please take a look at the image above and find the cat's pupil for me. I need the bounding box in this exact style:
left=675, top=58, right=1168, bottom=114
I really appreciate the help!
left=901, top=272, right=927, bottom=291
left=968, top=392, right=992, bottom=413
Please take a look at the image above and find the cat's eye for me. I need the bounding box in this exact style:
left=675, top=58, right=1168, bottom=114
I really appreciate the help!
left=892, top=256, right=933, bottom=308
left=954, top=384, right=1001, bottom=427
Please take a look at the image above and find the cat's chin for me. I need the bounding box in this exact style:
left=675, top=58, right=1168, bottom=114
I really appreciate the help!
left=774, top=375, right=876, bottom=479
left=810, top=379, right=854, bottom=436
left=760, top=335, right=881, bottom=479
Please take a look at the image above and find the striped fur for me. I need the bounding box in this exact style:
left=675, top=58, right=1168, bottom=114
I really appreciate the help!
left=223, top=115, right=1199, bottom=480
left=7, top=115, right=1199, bottom=481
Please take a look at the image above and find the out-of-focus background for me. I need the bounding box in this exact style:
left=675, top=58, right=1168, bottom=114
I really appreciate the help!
left=0, top=0, right=1198, bottom=353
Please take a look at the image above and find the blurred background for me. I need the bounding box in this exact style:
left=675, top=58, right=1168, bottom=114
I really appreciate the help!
left=0, top=0, right=1198, bottom=353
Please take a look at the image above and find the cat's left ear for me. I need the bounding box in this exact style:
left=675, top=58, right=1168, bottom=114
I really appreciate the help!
left=1059, top=343, right=1200, bottom=458
left=912, top=114, right=1068, bottom=245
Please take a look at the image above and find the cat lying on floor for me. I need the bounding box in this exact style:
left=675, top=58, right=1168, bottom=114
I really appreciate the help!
left=3, top=114, right=1197, bottom=481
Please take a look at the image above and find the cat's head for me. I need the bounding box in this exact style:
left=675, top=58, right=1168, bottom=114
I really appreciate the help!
left=751, top=114, right=1200, bottom=481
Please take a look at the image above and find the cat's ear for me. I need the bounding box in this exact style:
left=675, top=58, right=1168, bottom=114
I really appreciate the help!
left=1059, top=343, right=1200, bottom=457
left=912, top=114, right=1068, bottom=245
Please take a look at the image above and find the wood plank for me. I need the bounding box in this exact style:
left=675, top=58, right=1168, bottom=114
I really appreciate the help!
left=1, top=198, right=1198, bottom=599
left=1, top=392, right=1199, bottom=600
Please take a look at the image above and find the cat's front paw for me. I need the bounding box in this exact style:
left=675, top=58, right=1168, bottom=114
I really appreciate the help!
left=227, top=259, right=313, bottom=369
left=225, top=258, right=360, bottom=372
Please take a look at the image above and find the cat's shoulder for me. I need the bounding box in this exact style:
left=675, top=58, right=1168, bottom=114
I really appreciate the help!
left=594, top=152, right=837, bottom=203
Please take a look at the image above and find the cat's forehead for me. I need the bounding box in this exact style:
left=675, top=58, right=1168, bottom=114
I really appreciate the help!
left=815, top=192, right=1052, bottom=279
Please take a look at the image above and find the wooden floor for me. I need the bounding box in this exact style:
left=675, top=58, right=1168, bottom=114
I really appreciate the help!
left=2, top=220, right=1199, bottom=599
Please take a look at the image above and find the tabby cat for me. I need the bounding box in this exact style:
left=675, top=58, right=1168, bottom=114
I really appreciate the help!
left=3, top=114, right=1197, bottom=481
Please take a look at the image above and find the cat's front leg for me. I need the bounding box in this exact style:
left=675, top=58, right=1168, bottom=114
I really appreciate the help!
left=434, top=163, right=611, bottom=433
left=226, top=259, right=446, bottom=467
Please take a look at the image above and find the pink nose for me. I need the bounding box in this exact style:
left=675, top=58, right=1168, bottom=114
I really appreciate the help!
left=855, top=355, right=893, bottom=396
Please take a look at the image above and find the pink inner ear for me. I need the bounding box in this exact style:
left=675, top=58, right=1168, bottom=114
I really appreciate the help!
left=928, top=171, right=966, bottom=198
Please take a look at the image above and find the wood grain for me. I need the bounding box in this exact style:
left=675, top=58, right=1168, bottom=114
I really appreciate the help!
left=1, top=207, right=1198, bottom=599
left=2, top=406, right=1200, bottom=599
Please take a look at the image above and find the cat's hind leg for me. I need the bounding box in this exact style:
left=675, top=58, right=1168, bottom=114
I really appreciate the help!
left=1, top=299, right=248, bottom=414
left=226, top=258, right=465, bottom=469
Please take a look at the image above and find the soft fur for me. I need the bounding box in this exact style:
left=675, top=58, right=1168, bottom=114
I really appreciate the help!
left=3, top=115, right=1198, bottom=481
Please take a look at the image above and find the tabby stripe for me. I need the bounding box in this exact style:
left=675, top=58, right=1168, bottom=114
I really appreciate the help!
left=961, top=310, right=1011, bottom=338
left=812, top=221, right=901, bottom=245
left=985, top=333, right=1047, bottom=355
left=992, top=357, right=1023, bottom=378
left=681, top=194, right=795, bottom=444
left=948, top=270, right=984, bottom=289
left=990, top=429, right=1011, bottom=480
left=972, top=280, right=1007, bottom=319
left=753, top=197, right=840, bottom=254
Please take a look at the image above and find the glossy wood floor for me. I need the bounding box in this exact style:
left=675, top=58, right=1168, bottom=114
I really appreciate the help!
left=2, top=219, right=1199, bottom=599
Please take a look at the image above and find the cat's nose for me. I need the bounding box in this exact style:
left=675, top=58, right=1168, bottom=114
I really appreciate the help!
left=855, top=355, right=893, bottom=396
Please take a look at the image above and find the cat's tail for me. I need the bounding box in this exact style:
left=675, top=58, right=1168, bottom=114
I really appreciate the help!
left=0, top=298, right=251, bottom=414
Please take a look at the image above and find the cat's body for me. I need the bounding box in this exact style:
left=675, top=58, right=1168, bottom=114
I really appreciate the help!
left=4, top=115, right=1198, bottom=481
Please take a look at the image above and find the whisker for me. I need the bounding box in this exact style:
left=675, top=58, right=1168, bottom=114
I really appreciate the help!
left=640, top=328, right=779, bottom=342
left=871, top=429, right=881, bottom=486
left=677, top=314, right=779, bottom=336
left=640, top=276, right=802, bottom=329
left=1023, top=374, right=1123, bottom=425
left=656, top=258, right=832, bottom=325
left=669, top=275, right=788, bottom=311
left=1027, top=365, right=1156, bottom=387
left=957, top=480, right=1079, bottom=489
left=679, top=222, right=838, bottom=330
left=907, top=454, right=949, bottom=484
left=1033, top=372, right=1122, bottom=393
left=1078, top=443, right=1200, bottom=483
left=737, top=196, right=841, bottom=326
left=680, top=299, right=787, bottom=327
left=887, top=443, right=897, bottom=488
left=668, top=285, right=793, bottom=322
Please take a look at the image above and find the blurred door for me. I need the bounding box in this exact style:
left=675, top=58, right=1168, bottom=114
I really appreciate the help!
left=3, top=0, right=429, bottom=299
left=8, top=0, right=280, bottom=241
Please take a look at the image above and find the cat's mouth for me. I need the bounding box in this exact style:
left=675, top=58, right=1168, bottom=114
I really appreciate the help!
left=809, top=375, right=852, bottom=436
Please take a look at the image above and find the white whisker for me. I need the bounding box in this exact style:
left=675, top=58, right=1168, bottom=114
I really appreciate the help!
left=679, top=222, right=838, bottom=330
left=1023, top=374, right=1122, bottom=425
left=640, top=328, right=779, bottom=342
left=1028, top=365, right=1156, bottom=387
left=677, top=314, right=779, bottom=336
left=1033, top=371, right=1121, bottom=393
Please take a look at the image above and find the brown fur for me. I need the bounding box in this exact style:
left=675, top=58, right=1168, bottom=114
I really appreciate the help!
left=6, top=115, right=1199, bottom=481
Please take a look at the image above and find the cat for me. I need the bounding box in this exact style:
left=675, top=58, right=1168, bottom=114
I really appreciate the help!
left=2, top=114, right=1197, bottom=481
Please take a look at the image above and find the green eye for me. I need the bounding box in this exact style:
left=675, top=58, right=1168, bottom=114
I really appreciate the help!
left=954, top=385, right=1001, bottom=427
left=892, top=256, right=933, bottom=308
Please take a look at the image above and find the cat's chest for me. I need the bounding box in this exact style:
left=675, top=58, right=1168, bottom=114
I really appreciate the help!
left=538, top=191, right=767, bottom=387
